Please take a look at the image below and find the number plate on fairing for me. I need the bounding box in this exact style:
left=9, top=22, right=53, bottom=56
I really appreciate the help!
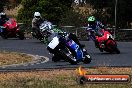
left=48, top=36, right=59, bottom=49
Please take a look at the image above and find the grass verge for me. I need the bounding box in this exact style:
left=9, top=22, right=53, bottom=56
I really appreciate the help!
left=0, top=67, right=132, bottom=88
left=0, top=51, right=33, bottom=66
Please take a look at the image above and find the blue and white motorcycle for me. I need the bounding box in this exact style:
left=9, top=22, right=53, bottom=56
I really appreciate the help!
left=47, top=33, right=91, bottom=65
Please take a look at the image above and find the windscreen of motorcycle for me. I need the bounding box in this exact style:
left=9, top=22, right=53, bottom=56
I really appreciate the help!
left=107, top=34, right=114, bottom=39
left=39, top=22, right=47, bottom=32
left=48, top=36, right=59, bottom=49
left=5, top=19, right=17, bottom=29
left=39, top=21, right=52, bottom=32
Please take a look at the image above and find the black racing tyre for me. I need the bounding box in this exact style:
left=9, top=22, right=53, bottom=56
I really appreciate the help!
left=114, top=47, right=120, bottom=54
left=1, top=32, right=8, bottom=39
left=59, top=49, right=77, bottom=65
left=52, top=55, right=61, bottom=62
left=83, top=54, right=91, bottom=64
left=0, top=28, right=8, bottom=39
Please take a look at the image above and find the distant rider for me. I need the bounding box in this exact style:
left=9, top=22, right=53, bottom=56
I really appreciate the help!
left=0, top=12, right=9, bottom=26
left=32, top=12, right=45, bottom=40
left=87, top=16, right=105, bottom=48
left=0, top=12, right=9, bottom=33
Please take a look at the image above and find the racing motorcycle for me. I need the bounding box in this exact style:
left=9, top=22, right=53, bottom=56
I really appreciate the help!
left=31, top=21, right=52, bottom=44
left=89, top=29, right=120, bottom=54
left=0, top=18, right=25, bottom=40
left=47, top=32, right=92, bottom=65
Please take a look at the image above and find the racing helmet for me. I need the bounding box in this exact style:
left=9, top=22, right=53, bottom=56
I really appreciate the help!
left=34, top=12, right=41, bottom=20
left=0, top=12, right=6, bottom=19
left=87, top=16, right=96, bottom=25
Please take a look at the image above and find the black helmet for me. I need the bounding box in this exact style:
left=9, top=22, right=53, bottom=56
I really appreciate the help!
left=0, top=12, right=6, bottom=19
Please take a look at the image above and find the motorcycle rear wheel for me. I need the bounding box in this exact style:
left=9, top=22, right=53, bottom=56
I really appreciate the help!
left=52, top=55, right=61, bottom=62
left=114, top=47, right=120, bottom=54
left=1, top=32, right=8, bottom=39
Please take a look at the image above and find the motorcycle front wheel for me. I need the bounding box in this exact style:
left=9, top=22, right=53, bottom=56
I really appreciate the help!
left=114, top=47, right=120, bottom=54
left=52, top=55, right=61, bottom=62
left=106, top=39, right=120, bottom=54
left=59, top=49, right=77, bottom=65
left=82, top=51, right=91, bottom=64
left=1, top=31, right=8, bottom=39
left=1, top=34, right=7, bottom=39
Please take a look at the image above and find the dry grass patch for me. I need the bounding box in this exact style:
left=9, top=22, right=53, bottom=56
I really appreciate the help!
left=0, top=67, right=132, bottom=88
left=0, top=70, right=75, bottom=81
left=0, top=51, right=33, bottom=66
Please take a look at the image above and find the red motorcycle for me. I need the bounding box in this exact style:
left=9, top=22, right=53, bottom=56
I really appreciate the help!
left=95, top=29, right=120, bottom=54
left=0, top=18, right=25, bottom=40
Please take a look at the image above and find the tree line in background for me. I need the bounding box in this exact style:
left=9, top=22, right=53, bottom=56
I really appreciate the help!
left=0, top=0, right=8, bottom=12
left=1, top=0, right=132, bottom=28
left=17, top=0, right=72, bottom=25
left=86, top=0, right=132, bottom=28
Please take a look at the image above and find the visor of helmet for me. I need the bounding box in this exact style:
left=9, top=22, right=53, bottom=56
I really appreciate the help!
left=35, top=16, right=40, bottom=18
left=1, top=15, right=6, bottom=18
left=89, top=21, right=95, bottom=25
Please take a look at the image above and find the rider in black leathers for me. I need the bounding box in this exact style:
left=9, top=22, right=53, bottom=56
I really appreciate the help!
left=0, top=12, right=9, bottom=36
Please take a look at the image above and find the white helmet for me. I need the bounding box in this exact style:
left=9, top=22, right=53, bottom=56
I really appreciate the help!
left=34, top=12, right=41, bottom=19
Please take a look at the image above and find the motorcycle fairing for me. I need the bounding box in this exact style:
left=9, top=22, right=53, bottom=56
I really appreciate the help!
left=96, top=29, right=112, bottom=43
left=3, top=18, right=17, bottom=30
left=66, top=39, right=83, bottom=60
left=48, top=36, right=59, bottom=49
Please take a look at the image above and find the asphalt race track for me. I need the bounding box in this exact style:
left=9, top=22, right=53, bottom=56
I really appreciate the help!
left=0, top=38, right=132, bottom=71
